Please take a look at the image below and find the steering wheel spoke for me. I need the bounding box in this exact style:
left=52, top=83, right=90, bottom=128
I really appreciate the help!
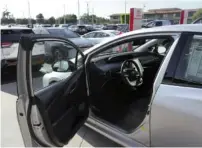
left=121, top=59, right=143, bottom=87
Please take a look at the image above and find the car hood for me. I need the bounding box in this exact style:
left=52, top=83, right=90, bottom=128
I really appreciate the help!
left=69, top=38, right=95, bottom=48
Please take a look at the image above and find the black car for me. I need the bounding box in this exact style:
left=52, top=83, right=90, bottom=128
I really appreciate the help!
left=68, top=25, right=97, bottom=35
left=102, top=24, right=118, bottom=30
left=33, top=27, right=95, bottom=63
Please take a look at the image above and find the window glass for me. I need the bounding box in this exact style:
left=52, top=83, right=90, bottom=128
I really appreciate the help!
left=31, top=41, right=83, bottom=91
left=47, top=29, right=79, bottom=38
left=94, top=32, right=102, bottom=38
left=95, top=32, right=110, bottom=38
left=147, top=21, right=155, bottom=27
left=83, top=32, right=95, bottom=38
left=1, top=29, right=33, bottom=43
left=156, top=21, right=163, bottom=26
left=176, top=35, right=202, bottom=84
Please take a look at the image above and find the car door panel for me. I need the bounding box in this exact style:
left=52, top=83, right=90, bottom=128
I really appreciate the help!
left=34, top=68, right=88, bottom=144
left=151, top=84, right=202, bottom=146
left=151, top=32, right=202, bottom=146
left=16, top=35, right=89, bottom=147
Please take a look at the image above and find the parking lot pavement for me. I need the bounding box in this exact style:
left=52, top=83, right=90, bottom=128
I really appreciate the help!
left=1, top=67, right=120, bottom=147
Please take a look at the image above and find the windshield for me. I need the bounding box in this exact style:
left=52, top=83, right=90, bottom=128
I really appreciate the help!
left=47, top=28, right=80, bottom=38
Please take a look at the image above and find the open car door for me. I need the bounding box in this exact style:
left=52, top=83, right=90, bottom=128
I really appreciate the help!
left=16, top=34, right=89, bottom=147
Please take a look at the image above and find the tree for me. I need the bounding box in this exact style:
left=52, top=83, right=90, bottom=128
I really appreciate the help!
left=36, top=13, right=44, bottom=24
left=16, top=18, right=28, bottom=24
left=192, top=9, right=202, bottom=21
left=80, top=13, right=110, bottom=24
left=56, top=14, right=77, bottom=24
left=1, top=9, right=15, bottom=24
left=48, top=16, right=56, bottom=24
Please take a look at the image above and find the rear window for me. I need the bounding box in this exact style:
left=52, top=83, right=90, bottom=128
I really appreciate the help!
left=1, top=29, right=33, bottom=43
left=156, top=21, right=163, bottom=26
left=47, top=28, right=79, bottom=38
left=78, top=26, right=86, bottom=29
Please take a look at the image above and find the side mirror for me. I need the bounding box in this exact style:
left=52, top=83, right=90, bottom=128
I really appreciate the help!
left=157, top=46, right=166, bottom=54
left=52, top=60, right=70, bottom=72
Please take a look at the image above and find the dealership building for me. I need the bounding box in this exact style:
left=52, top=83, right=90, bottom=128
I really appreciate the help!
left=109, top=8, right=200, bottom=24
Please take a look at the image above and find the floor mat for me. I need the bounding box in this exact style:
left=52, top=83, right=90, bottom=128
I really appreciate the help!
left=92, top=96, right=149, bottom=132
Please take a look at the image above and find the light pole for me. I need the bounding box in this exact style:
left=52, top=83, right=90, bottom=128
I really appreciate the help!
left=86, top=1, right=90, bottom=24
left=92, top=8, right=94, bottom=24
left=78, top=0, right=80, bottom=24
left=27, top=0, right=32, bottom=26
left=63, top=4, right=66, bottom=24
left=124, top=0, right=127, bottom=24
left=143, top=4, right=146, bottom=19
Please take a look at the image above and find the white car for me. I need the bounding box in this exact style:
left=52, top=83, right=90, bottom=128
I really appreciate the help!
left=1, top=26, right=45, bottom=71
left=81, top=30, right=122, bottom=44
left=16, top=24, right=202, bottom=147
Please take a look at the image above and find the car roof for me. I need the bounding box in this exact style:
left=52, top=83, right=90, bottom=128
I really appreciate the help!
left=0, top=25, right=31, bottom=30
left=133, top=24, right=202, bottom=34
left=85, top=30, right=119, bottom=34
left=45, top=27, right=64, bottom=30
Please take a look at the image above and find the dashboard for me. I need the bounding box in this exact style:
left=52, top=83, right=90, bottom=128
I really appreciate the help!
left=91, top=52, right=162, bottom=74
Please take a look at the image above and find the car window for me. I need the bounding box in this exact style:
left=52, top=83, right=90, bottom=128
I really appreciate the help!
left=95, top=32, right=110, bottom=38
left=83, top=32, right=95, bottom=38
left=1, top=29, right=34, bottom=43
left=110, top=31, right=120, bottom=35
left=47, top=29, right=79, bottom=38
left=91, top=36, right=173, bottom=62
left=175, top=35, right=202, bottom=85
left=31, top=40, right=83, bottom=91
left=155, top=21, right=163, bottom=26
left=194, top=18, right=202, bottom=24
left=147, top=21, right=155, bottom=27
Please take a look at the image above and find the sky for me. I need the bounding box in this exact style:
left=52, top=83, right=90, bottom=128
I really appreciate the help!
left=1, top=0, right=202, bottom=19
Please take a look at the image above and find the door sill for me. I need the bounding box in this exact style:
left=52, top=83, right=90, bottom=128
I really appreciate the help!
left=89, top=111, right=134, bottom=135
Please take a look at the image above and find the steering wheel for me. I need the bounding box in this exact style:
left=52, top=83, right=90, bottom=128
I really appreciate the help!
left=121, top=59, right=143, bottom=87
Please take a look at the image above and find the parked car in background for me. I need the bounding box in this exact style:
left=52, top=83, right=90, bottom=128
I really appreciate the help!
left=17, top=24, right=202, bottom=147
left=192, top=17, right=202, bottom=24
left=102, top=24, right=118, bottom=30
left=81, top=30, right=122, bottom=44
left=93, top=24, right=104, bottom=30
left=142, top=20, right=172, bottom=28
left=58, top=24, right=71, bottom=29
left=142, top=19, right=153, bottom=26
left=1, top=26, right=45, bottom=72
left=117, top=24, right=129, bottom=32
left=68, top=25, right=96, bottom=35
left=33, top=27, right=95, bottom=63
left=41, top=24, right=52, bottom=27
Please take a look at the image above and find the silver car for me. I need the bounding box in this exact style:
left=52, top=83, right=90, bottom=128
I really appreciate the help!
left=16, top=24, right=202, bottom=147
left=81, top=30, right=122, bottom=44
